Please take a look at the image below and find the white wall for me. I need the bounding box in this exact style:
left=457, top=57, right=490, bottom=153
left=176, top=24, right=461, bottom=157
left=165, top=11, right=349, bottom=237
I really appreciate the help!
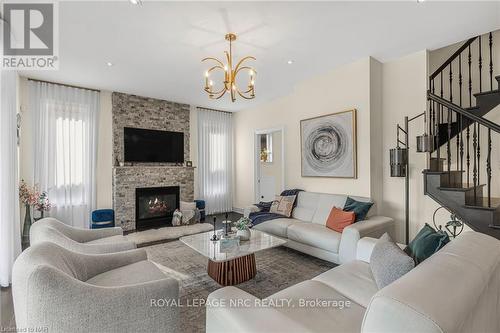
left=381, top=50, right=441, bottom=242
left=233, top=57, right=382, bottom=211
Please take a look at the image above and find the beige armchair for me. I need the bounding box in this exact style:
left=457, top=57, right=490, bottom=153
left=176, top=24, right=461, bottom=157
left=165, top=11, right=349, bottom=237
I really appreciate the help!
left=12, top=242, right=179, bottom=333
left=30, top=217, right=136, bottom=253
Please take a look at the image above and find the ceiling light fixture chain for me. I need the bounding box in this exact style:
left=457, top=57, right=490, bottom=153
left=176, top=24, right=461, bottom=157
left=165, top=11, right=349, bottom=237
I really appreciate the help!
left=202, top=33, right=256, bottom=102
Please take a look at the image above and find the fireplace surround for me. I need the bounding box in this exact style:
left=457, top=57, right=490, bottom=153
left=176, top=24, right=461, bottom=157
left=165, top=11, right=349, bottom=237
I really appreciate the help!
left=135, top=186, right=180, bottom=230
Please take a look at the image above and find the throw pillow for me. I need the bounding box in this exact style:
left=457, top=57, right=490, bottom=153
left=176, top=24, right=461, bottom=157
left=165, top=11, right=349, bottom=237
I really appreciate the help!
left=343, top=197, right=373, bottom=222
left=404, top=223, right=450, bottom=265
left=370, top=233, right=415, bottom=289
left=269, top=196, right=282, bottom=214
left=326, top=207, right=356, bottom=233
left=276, top=195, right=296, bottom=217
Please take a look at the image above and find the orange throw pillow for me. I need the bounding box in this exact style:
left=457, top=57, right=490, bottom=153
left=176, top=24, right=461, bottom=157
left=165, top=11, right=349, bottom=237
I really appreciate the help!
left=326, top=207, right=356, bottom=233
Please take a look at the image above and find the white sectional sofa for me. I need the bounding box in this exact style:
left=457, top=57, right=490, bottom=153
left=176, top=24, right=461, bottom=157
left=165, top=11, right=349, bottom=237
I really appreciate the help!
left=244, top=191, right=395, bottom=264
left=206, top=231, right=500, bottom=333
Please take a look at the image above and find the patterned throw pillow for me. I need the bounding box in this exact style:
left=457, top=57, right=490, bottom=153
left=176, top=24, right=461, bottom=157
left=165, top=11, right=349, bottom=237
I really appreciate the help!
left=269, top=196, right=282, bottom=214
left=370, top=233, right=415, bottom=289
left=276, top=195, right=296, bottom=217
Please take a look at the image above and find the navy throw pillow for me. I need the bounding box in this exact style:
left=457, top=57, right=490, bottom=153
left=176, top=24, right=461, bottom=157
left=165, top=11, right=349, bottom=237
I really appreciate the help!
left=343, top=197, right=373, bottom=222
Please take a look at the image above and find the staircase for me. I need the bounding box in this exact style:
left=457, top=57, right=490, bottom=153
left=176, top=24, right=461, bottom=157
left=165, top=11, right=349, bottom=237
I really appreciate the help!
left=424, top=32, right=500, bottom=239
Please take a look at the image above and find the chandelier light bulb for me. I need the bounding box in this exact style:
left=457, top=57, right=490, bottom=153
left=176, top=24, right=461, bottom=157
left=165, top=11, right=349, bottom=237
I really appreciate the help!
left=205, top=71, right=209, bottom=77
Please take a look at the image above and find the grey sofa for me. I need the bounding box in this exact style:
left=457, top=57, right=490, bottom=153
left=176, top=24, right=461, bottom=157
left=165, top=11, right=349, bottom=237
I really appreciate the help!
left=12, top=242, right=179, bottom=333
left=30, top=217, right=136, bottom=254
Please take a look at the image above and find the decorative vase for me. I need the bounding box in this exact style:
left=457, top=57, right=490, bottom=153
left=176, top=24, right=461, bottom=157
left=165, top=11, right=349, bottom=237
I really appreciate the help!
left=236, top=228, right=251, bottom=241
left=22, top=204, right=32, bottom=251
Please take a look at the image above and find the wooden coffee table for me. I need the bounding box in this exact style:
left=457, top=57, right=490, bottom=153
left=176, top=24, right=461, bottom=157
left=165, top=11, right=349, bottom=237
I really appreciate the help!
left=180, top=229, right=287, bottom=286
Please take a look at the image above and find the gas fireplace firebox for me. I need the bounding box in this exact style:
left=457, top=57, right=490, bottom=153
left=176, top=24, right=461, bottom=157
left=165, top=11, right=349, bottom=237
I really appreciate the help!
left=135, top=186, right=180, bottom=230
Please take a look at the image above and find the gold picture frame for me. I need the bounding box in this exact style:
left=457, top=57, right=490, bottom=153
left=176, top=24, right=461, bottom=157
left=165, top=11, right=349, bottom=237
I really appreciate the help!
left=300, top=109, right=357, bottom=178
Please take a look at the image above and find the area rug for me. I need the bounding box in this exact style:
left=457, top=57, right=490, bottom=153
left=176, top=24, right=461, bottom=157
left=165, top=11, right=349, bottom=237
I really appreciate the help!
left=126, top=223, right=213, bottom=246
left=145, top=241, right=336, bottom=333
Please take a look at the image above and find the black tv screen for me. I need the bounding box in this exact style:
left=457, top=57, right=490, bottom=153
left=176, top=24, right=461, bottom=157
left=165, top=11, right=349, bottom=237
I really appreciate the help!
left=124, top=127, right=184, bottom=163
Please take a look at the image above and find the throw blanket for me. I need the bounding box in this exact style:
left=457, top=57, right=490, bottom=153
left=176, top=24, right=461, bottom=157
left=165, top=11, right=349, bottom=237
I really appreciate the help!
left=249, top=189, right=303, bottom=226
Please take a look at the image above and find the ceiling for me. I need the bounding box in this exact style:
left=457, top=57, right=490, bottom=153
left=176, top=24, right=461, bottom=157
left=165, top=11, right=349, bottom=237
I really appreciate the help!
left=20, top=1, right=500, bottom=111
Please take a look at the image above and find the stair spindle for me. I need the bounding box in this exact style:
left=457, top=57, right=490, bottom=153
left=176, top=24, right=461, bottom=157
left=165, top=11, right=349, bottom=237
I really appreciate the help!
left=477, top=125, right=480, bottom=188
left=468, top=45, right=472, bottom=107
left=487, top=128, right=492, bottom=207
left=466, top=119, right=470, bottom=186
left=447, top=108, right=452, bottom=182
left=479, top=35, right=483, bottom=93
left=460, top=114, right=464, bottom=184
left=473, top=123, right=477, bottom=203
left=489, top=32, right=493, bottom=90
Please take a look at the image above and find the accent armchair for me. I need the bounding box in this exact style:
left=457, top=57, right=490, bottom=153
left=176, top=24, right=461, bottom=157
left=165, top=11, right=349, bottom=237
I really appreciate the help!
left=30, top=217, right=136, bottom=254
left=12, top=242, right=180, bottom=333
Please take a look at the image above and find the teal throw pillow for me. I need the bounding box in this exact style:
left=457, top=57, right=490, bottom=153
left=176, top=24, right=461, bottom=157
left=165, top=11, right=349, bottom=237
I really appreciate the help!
left=404, top=223, right=450, bottom=265
left=343, top=197, right=373, bottom=222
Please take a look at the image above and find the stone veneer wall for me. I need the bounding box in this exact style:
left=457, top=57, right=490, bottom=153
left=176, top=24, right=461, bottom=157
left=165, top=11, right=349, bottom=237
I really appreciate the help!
left=112, top=92, right=190, bottom=164
left=112, top=92, right=194, bottom=231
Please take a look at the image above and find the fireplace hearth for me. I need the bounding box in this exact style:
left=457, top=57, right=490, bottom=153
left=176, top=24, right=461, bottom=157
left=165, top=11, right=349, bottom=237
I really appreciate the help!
left=135, top=186, right=180, bottom=230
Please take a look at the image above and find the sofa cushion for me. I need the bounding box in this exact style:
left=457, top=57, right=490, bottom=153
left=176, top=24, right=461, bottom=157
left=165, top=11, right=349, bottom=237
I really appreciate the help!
left=292, top=192, right=318, bottom=222
left=267, top=280, right=365, bottom=333
left=253, top=218, right=298, bottom=238
left=311, top=194, right=348, bottom=225
left=313, top=260, right=378, bottom=308
left=85, top=234, right=129, bottom=245
left=86, top=260, right=166, bottom=287
left=287, top=222, right=341, bottom=253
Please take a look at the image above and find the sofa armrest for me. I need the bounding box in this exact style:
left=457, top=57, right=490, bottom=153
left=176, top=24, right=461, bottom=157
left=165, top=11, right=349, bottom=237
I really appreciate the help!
left=243, top=205, right=260, bottom=218
left=338, top=216, right=395, bottom=264
left=78, top=226, right=124, bottom=242
left=206, top=287, right=313, bottom=333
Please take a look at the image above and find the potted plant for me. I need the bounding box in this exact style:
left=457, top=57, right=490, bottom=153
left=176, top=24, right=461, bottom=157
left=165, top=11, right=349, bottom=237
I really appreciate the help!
left=234, top=217, right=253, bottom=241
left=35, top=191, right=52, bottom=220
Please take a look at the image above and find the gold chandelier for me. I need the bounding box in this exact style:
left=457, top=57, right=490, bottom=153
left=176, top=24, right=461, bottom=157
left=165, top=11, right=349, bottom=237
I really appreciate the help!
left=202, top=33, right=256, bottom=102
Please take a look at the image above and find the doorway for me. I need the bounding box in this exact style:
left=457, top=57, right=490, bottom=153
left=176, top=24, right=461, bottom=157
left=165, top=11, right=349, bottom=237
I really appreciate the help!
left=254, top=127, right=285, bottom=203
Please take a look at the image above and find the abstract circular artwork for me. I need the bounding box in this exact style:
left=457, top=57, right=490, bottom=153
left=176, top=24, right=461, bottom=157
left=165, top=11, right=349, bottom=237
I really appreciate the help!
left=301, top=110, right=357, bottom=178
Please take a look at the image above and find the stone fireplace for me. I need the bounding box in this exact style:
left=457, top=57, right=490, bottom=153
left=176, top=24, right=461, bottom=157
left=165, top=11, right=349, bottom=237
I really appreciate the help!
left=111, top=92, right=194, bottom=231
left=136, top=186, right=180, bottom=230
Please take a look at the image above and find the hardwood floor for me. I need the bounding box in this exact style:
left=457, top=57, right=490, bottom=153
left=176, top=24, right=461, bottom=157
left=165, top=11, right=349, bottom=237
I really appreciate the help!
left=1, top=287, right=15, bottom=330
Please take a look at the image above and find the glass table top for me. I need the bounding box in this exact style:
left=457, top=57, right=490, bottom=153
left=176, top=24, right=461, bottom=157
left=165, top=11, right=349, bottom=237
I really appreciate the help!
left=180, top=229, right=287, bottom=262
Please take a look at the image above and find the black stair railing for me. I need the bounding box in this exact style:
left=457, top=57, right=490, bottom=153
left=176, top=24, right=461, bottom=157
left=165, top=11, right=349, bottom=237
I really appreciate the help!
left=428, top=32, right=498, bottom=210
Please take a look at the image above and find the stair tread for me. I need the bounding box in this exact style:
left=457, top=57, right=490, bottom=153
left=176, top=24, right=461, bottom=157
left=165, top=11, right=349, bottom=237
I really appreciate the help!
left=439, top=184, right=485, bottom=191
left=464, top=197, right=500, bottom=210
left=474, top=89, right=500, bottom=97
left=465, top=106, right=480, bottom=112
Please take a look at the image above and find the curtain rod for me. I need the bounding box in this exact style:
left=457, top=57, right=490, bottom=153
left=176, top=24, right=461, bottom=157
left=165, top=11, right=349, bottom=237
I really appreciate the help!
left=27, top=78, right=100, bottom=93
left=196, top=106, right=233, bottom=114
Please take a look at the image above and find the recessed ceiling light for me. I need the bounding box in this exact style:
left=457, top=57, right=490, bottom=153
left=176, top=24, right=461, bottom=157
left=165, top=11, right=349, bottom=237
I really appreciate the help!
left=106, top=62, right=114, bottom=67
left=129, top=0, right=142, bottom=5
left=287, top=60, right=294, bottom=65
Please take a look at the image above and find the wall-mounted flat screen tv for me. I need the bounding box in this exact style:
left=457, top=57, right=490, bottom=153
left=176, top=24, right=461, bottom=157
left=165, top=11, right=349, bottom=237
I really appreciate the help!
left=124, top=127, right=184, bottom=163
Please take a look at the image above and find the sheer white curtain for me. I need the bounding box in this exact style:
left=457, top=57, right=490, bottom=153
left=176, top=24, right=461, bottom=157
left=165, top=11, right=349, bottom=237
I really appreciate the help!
left=30, top=81, right=99, bottom=228
left=0, top=70, right=21, bottom=287
left=197, top=108, right=233, bottom=214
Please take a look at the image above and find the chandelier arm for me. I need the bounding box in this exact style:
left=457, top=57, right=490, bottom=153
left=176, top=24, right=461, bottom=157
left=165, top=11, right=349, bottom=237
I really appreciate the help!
left=234, top=56, right=256, bottom=72
left=234, top=66, right=256, bottom=76
left=212, top=89, right=227, bottom=100
left=236, top=90, right=255, bottom=100
left=205, top=86, right=226, bottom=95
left=202, top=57, right=225, bottom=68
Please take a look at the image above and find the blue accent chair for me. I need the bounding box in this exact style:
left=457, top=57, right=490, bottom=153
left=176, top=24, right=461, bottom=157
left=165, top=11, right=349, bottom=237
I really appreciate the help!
left=91, top=209, right=115, bottom=229
left=194, top=200, right=206, bottom=222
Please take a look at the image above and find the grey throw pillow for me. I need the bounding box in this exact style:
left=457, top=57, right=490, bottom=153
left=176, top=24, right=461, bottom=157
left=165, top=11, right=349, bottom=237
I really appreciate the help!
left=370, top=233, right=415, bottom=289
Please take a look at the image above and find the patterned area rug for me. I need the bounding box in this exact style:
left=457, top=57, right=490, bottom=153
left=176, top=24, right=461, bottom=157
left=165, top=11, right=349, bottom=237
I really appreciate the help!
left=146, top=241, right=336, bottom=333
